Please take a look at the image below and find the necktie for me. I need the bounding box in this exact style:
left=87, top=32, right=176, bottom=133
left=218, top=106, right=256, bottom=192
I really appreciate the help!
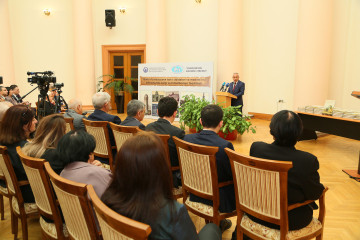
left=233, top=82, right=236, bottom=91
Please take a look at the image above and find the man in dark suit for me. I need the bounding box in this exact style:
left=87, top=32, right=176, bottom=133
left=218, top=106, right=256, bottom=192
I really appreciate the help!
left=146, top=96, right=185, bottom=187
left=88, top=92, right=121, bottom=147
left=120, top=99, right=146, bottom=130
left=232, top=110, right=324, bottom=238
left=227, top=73, right=245, bottom=114
left=184, top=104, right=235, bottom=232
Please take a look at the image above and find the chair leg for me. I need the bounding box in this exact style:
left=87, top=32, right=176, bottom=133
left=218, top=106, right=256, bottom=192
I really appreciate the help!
left=316, top=233, right=324, bottom=240
left=0, top=195, right=4, bottom=220
left=13, top=214, right=18, bottom=240
left=237, top=229, right=243, bottom=240
left=20, top=215, right=28, bottom=240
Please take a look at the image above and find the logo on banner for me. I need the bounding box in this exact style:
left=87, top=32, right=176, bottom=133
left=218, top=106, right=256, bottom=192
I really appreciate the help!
left=143, top=67, right=149, bottom=73
left=172, top=65, right=183, bottom=73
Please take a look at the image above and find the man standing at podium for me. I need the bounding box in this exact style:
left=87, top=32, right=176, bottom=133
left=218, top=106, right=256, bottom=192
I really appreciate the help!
left=227, top=73, right=245, bottom=114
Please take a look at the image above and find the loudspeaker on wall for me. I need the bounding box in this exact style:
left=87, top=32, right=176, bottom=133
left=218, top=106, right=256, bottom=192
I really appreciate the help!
left=105, top=9, right=116, bottom=29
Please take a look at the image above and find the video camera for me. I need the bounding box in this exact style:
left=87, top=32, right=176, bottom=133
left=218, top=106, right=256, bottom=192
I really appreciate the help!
left=27, top=71, right=56, bottom=85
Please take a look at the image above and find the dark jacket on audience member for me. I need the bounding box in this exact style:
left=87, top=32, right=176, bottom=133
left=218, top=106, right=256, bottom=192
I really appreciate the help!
left=120, top=116, right=146, bottom=130
left=250, top=141, right=325, bottom=230
left=87, top=109, right=122, bottom=147
left=183, top=130, right=236, bottom=213
left=146, top=118, right=185, bottom=167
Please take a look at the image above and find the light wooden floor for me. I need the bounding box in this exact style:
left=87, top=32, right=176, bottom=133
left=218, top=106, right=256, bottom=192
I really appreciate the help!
left=1, top=115, right=359, bottom=239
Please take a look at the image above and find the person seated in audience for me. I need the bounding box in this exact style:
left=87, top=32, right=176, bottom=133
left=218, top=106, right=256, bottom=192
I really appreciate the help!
left=8, top=84, right=31, bottom=106
left=0, top=101, right=12, bottom=121
left=145, top=96, right=185, bottom=188
left=5, top=85, right=19, bottom=105
left=120, top=99, right=146, bottom=130
left=183, top=104, right=235, bottom=232
left=88, top=92, right=121, bottom=148
left=0, top=105, right=37, bottom=202
left=101, top=132, right=222, bottom=240
left=0, top=86, right=8, bottom=101
left=64, top=98, right=86, bottom=130
left=58, top=130, right=111, bottom=197
left=231, top=110, right=325, bottom=239
left=22, top=114, right=67, bottom=174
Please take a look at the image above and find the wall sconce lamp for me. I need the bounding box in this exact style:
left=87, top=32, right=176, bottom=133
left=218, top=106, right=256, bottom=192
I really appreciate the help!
left=119, top=7, right=126, bottom=14
left=195, top=0, right=201, bottom=3
left=43, top=9, right=51, bottom=16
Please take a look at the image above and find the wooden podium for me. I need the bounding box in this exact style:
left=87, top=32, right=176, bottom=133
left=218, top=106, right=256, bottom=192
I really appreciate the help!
left=343, top=90, right=360, bottom=180
left=215, top=92, right=236, bottom=108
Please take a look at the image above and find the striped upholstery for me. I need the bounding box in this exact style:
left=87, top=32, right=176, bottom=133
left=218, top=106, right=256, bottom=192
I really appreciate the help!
left=22, top=164, right=52, bottom=214
left=95, top=212, right=133, bottom=240
left=51, top=182, right=91, bottom=239
left=233, top=161, right=280, bottom=219
left=178, top=147, right=213, bottom=195
left=112, top=131, right=133, bottom=151
left=86, top=125, right=109, bottom=155
left=0, top=154, right=15, bottom=195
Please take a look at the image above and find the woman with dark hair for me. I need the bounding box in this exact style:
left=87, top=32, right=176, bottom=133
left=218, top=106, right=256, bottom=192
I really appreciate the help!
left=58, top=130, right=111, bottom=197
left=102, top=131, right=221, bottom=240
left=245, top=110, right=324, bottom=232
left=0, top=105, right=37, bottom=202
left=22, top=114, right=66, bottom=174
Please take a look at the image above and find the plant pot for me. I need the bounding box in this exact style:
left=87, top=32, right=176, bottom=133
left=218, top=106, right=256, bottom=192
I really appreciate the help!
left=218, top=130, right=238, bottom=140
left=114, top=95, right=124, bottom=114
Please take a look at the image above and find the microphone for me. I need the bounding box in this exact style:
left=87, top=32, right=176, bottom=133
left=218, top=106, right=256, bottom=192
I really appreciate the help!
left=219, top=82, right=225, bottom=92
left=224, top=83, right=230, bottom=92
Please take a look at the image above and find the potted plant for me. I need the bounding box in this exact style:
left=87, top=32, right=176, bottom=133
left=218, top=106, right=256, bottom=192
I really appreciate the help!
left=179, top=94, right=211, bottom=133
left=97, top=75, right=134, bottom=113
left=219, top=105, right=256, bottom=140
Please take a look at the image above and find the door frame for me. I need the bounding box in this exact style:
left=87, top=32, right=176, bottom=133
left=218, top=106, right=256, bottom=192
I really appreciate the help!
left=102, top=44, right=146, bottom=112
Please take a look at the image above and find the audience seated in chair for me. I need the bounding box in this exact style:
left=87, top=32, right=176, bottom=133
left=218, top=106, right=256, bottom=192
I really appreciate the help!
left=58, top=130, right=111, bottom=198
left=101, top=131, right=222, bottom=240
left=0, top=105, right=37, bottom=202
left=231, top=110, right=325, bottom=239
left=183, top=104, right=236, bottom=232
left=0, top=86, right=8, bottom=102
left=64, top=98, right=86, bottom=130
left=120, top=99, right=146, bottom=130
left=22, top=114, right=67, bottom=175
left=146, top=96, right=185, bottom=188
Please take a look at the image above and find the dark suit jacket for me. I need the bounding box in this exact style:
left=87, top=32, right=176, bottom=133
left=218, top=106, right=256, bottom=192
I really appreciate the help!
left=227, top=80, right=245, bottom=108
left=250, top=141, right=325, bottom=230
left=145, top=118, right=185, bottom=167
left=183, top=130, right=236, bottom=213
left=120, top=116, right=146, bottom=130
left=88, top=109, right=122, bottom=147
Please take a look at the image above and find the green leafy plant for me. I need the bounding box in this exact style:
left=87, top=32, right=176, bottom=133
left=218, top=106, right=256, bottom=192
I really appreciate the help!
left=220, top=105, right=256, bottom=136
left=179, top=94, right=211, bottom=131
left=97, top=74, right=134, bottom=95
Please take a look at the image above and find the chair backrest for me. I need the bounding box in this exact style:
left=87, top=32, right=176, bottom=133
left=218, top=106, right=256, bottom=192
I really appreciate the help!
left=225, top=148, right=292, bottom=230
left=109, top=123, right=139, bottom=151
left=17, top=147, right=66, bottom=238
left=45, top=162, right=101, bottom=240
left=155, top=134, right=172, bottom=169
left=0, top=146, right=23, bottom=201
left=87, top=185, right=152, bottom=240
left=83, top=119, right=113, bottom=167
left=64, top=117, right=75, bottom=133
left=173, top=136, right=219, bottom=201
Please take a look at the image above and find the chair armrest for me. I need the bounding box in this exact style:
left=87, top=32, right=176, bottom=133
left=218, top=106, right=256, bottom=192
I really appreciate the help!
left=18, top=180, right=30, bottom=186
left=171, top=166, right=180, bottom=171
left=218, top=181, right=233, bottom=188
left=288, top=186, right=329, bottom=211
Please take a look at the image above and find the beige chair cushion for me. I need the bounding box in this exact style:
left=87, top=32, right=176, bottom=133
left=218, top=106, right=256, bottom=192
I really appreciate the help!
left=101, top=163, right=111, bottom=170
left=0, top=185, right=8, bottom=195
left=185, top=196, right=214, bottom=217
left=172, top=186, right=182, bottom=196
left=40, top=217, right=69, bottom=238
left=11, top=197, right=38, bottom=215
left=240, top=214, right=322, bottom=240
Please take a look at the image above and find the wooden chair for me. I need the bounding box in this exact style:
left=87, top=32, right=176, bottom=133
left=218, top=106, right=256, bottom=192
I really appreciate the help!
left=87, top=185, right=152, bottom=240
left=0, top=166, right=10, bottom=220
left=64, top=117, right=75, bottom=133
left=156, top=134, right=182, bottom=199
left=17, top=147, right=69, bottom=239
left=225, top=148, right=329, bottom=240
left=44, top=162, right=101, bottom=240
left=173, top=136, right=236, bottom=225
left=83, top=119, right=114, bottom=170
left=109, top=123, right=139, bottom=152
left=0, top=146, right=39, bottom=240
